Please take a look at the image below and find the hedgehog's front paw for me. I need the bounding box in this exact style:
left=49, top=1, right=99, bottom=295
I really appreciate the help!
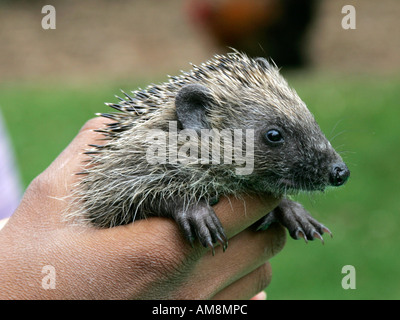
left=257, top=198, right=332, bottom=243
left=174, top=201, right=228, bottom=254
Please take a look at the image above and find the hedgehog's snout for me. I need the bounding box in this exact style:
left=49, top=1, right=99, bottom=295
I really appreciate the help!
left=329, top=162, right=350, bottom=187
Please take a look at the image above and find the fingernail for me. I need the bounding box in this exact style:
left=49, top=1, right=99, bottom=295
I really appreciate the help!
left=250, top=291, right=267, bottom=300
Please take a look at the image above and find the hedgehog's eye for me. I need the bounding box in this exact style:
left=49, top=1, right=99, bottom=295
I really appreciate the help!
left=264, top=129, right=284, bottom=145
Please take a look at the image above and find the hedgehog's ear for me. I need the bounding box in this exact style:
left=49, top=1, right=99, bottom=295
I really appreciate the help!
left=175, top=84, right=212, bottom=131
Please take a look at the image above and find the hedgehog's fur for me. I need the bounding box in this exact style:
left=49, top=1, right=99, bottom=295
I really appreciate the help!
left=69, top=51, right=348, bottom=248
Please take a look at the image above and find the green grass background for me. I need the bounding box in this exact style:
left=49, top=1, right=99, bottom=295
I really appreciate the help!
left=1, top=73, right=399, bottom=299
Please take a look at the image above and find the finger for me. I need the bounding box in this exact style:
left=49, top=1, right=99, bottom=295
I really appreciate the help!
left=11, top=118, right=112, bottom=227
left=187, top=223, right=285, bottom=297
left=213, top=194, right=281, bottom=242
left=42, top=117, right=115, bottom=197
left=211, top=262, right=271, bottom=300
left=45, top=117, right=112, bottom=182
left=110, top=220, right=285, bottom=299
left=77, top=219, right=285, bottom=300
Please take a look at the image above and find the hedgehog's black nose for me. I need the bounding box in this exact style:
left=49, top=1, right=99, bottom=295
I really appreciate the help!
left=330, top=162, right=350, bottom=187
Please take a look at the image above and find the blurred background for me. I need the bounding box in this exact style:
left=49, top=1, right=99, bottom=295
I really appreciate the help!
left=0, top=0, right=399, bottom=299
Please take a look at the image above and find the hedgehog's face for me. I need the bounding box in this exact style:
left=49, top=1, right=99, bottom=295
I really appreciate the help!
left=174, top=53, right=349, bottom=195
left=249, top=104, right=350, bottom=195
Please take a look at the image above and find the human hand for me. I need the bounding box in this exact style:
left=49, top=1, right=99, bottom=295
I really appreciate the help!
left=0, top=118, right=286, bottom=299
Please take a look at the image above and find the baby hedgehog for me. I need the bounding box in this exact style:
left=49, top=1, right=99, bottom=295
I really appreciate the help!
left=71, top=51, right=350, bottom=252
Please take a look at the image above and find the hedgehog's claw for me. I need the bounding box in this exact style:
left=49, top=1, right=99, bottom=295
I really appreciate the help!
left=294, top=229, right=308, bottom=243
left=256, top=198, right=331, bottom=244
left=174, top=200, right=228, bottom=254
left=322, top=226, right=333, bottom=238
left=313, top=231, right=325, bottom=244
